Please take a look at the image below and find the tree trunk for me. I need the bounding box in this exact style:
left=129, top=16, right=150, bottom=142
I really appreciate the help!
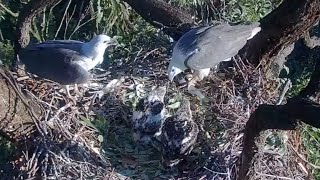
left=240, top=0, right=320, bottom=67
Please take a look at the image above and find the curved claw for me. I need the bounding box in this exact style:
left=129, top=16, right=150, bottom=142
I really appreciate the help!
left=74, top=84, right=82, bottom=96
left=63, top=85, right=77, bottom=104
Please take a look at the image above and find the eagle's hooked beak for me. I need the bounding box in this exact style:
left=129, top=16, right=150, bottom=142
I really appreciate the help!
left=168, top=66, right=182, bottom=82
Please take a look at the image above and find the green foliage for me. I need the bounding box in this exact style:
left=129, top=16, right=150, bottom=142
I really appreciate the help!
left=0, top=137, right=13, bottom=166
left=80, top=116, right=109, bottom=144
left=0, top=41, right=14, bottom=66
left=302, top=126, right=320, bottom=179
left=93, top=0, right=132, bottom=35
left=226, top=0, right=281, bottom=22
left=106, top=19, right=172, bottom=66
left=0, top=0, right=134, bottom=43
left=285, top=46, right=315, bottom=97
left=170, top=0, right=282, bottom=23
left=264, top=132, right=287, bottom=156
left=285, top=40, right=319, bottom=179
left=80, top=116, right=109, bottom=137
left=287, top=73, right=310, bottom=97
left=0, top=0, right=281, bottom=67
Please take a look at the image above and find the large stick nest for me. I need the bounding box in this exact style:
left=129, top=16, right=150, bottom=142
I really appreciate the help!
left=5, top=33, right=311, bottom=179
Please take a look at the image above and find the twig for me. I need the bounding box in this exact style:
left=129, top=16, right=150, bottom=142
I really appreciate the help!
left=46, top=0, right=62, bottom=39
left=68, top=8, right=97, bottom=39
left=32, top=19, right=44, bottom=41
left=64, top=3, right=77, bottom=39
left=24, top=88, right=57, bottom=109
left=288, top=142, right=320, bottom=170
left=133, top=48, right=144, bottom=63
left=54, top=0, right=72, bottom=39
left=276, top=79, right=292, bottom=105
left=203, top=166, right=230, bottom=176
left=49, top=102, right=72, bottom=121
left=256, top=172, right=295, bottom=180
left=142, top=48, right=159, bottom=60
left=0, top=2, right=18, bottom=17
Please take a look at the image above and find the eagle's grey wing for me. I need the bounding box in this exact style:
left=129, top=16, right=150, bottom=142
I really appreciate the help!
left=183, top=23, right=259, bottom=70
left=19, top=47, right=89, bottom=85
left=175, top=26, right=213, bottom=54
left=30, top=40, right=84, bottom=52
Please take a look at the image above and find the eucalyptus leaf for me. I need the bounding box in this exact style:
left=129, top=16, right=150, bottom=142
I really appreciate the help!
left=80, top=118, right=98, bottom=131
left=167, top=101, right=181, bottom=109
left=98, top=135, right=104, bottom=142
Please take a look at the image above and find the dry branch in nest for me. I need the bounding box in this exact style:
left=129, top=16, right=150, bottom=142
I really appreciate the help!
left=238, top=44, right=320, bottom=179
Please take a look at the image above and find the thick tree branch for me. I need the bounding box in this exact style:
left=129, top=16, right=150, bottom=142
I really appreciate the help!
left=239, top=104, right=297, bottom=179
left=122, top=0, right=195, bottom=40
left=123, top=0, right=320, bottom=68
left=240, top=0, right=320, bottom=67
left=239, top=46, right=320, bottom=179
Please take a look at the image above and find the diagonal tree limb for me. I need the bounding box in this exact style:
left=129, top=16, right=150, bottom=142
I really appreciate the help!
left=122, top=0, right=195, bottom=40
left=239, top=46, right=320, bottom=179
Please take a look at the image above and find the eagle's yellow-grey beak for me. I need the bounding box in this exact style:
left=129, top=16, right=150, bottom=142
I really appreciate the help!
left=168, top=66, right=182, bottom=82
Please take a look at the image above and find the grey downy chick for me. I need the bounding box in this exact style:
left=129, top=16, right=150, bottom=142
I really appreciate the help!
left=131, top=86, right=167, bottom=144
left=160, top=98, right=199, bottom=167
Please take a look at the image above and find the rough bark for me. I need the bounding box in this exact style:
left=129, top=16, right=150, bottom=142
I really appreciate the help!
left=12, top=0, right=62, bottom=69
left=122, top=0, right=195, bottom=40
left=0, top=66, right=44, bottom=178
left=239, top=0, right=320, bottom=67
